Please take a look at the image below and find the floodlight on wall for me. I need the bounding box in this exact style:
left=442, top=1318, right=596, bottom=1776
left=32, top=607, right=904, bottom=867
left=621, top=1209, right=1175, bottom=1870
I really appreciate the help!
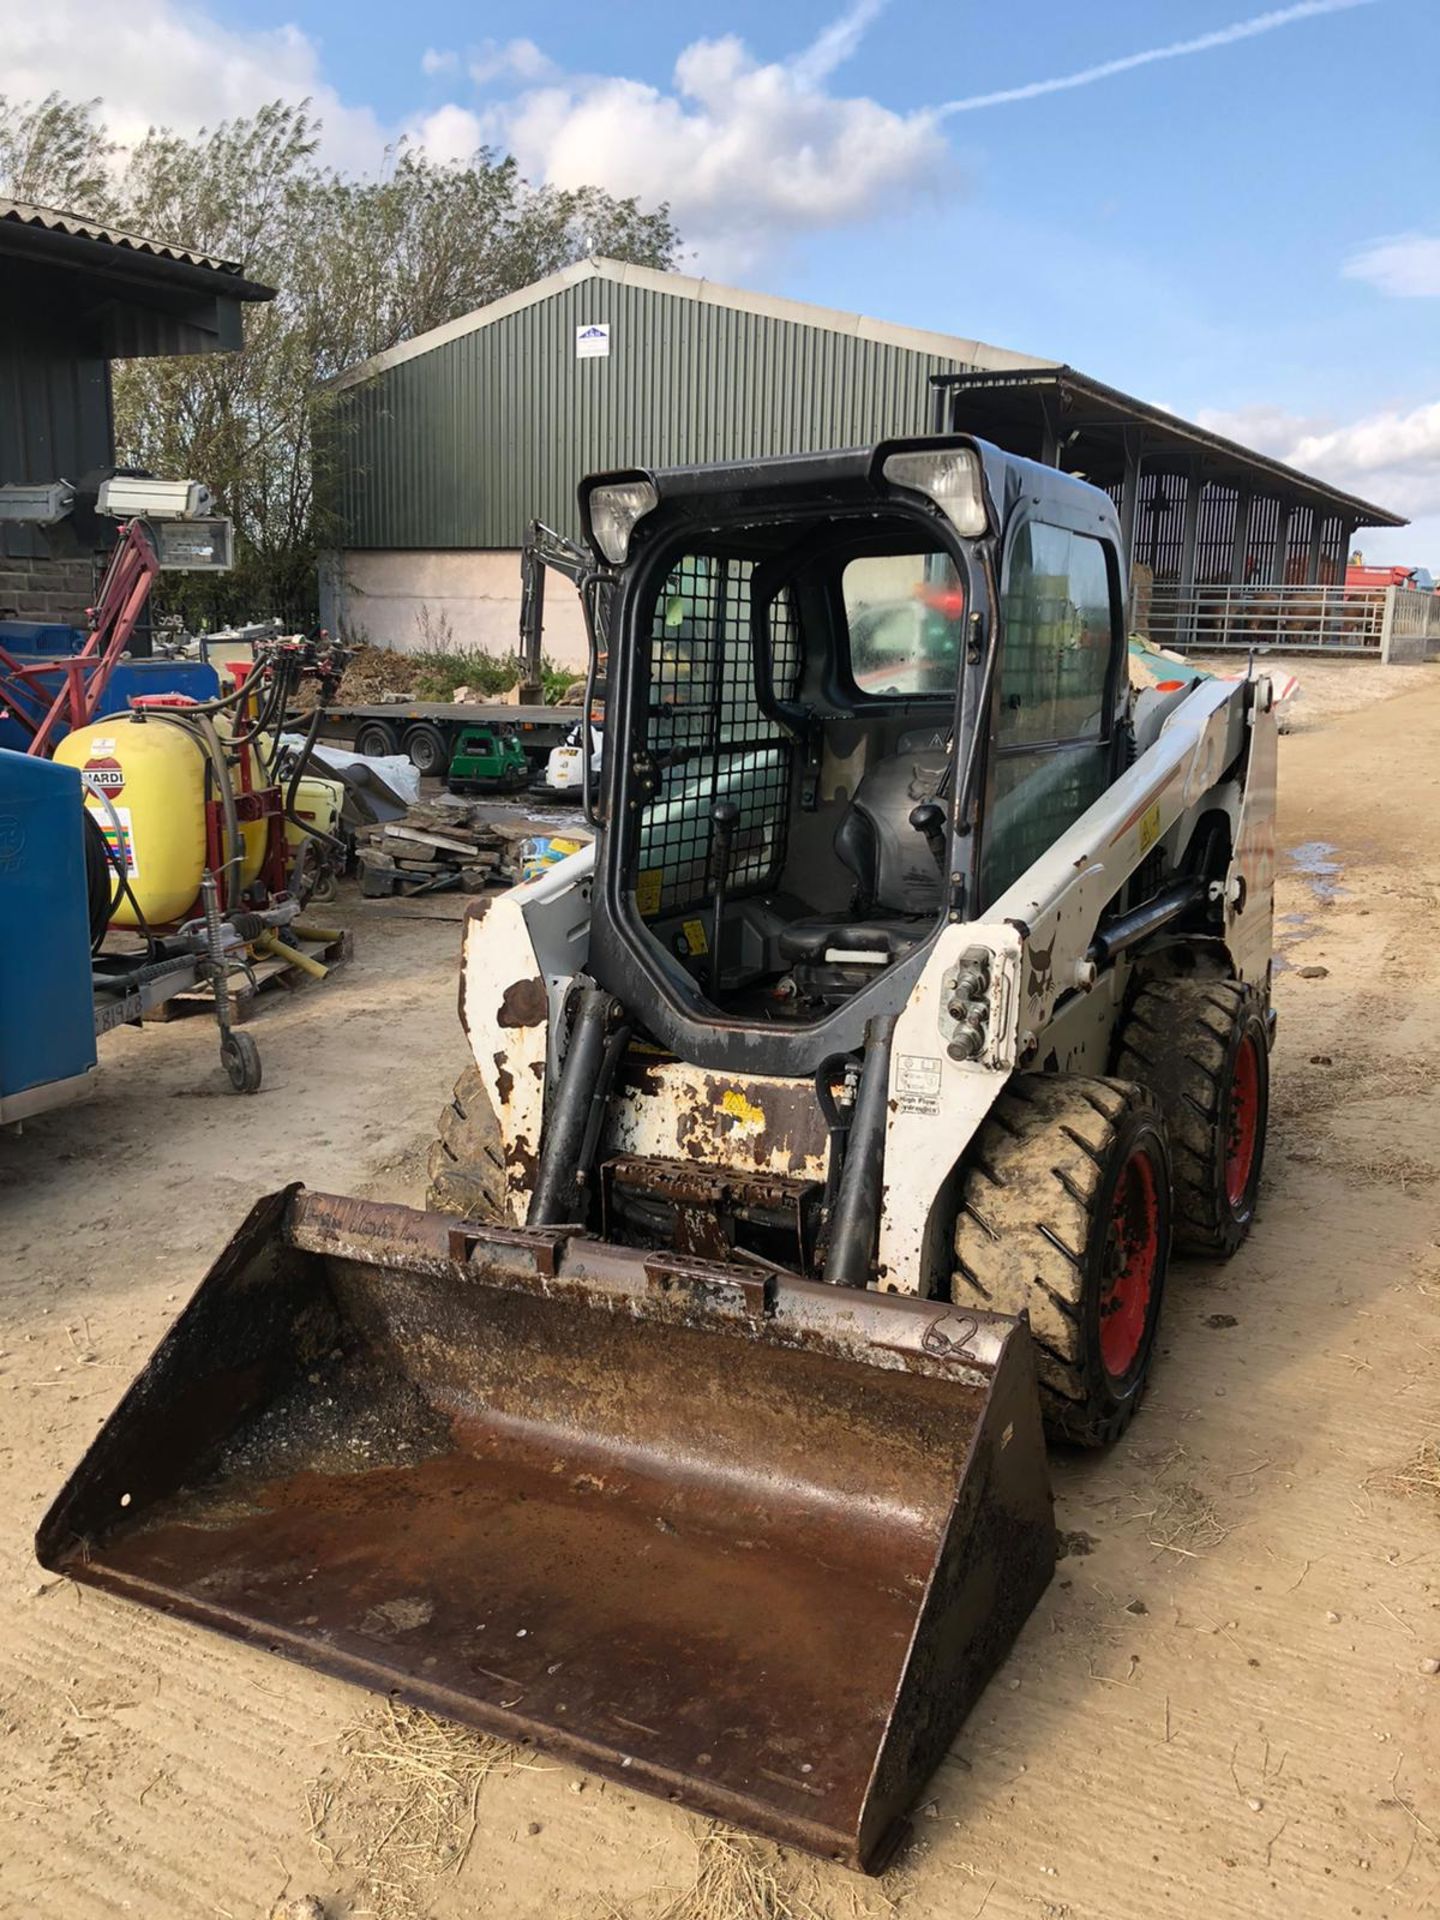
left=154, top=518, right=234, bottom=571
left=98, top=476, right=214, bottom=521
left=0, top=480, right=76, bottom=526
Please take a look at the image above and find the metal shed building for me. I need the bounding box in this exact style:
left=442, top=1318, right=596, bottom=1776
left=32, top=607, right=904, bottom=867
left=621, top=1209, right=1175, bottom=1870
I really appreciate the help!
left=324, top=256, right=1405, bottom=668
left=322, top=257, right=1049, bottom=664
left=0, top=200, right=273, bottom=625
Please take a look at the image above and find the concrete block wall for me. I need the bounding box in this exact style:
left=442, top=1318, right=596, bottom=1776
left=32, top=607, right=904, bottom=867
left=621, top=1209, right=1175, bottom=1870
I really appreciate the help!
left=0, top=553, right=96, bottom=625
left=319, top=549, right=591, bottom=670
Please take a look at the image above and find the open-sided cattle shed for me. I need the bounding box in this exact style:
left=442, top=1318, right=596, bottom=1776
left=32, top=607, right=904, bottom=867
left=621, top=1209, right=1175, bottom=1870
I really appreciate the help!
left=932, top=366, right=1424, bottom=655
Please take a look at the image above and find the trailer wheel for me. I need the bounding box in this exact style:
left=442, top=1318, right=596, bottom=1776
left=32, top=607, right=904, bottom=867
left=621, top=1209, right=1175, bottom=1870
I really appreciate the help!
left=952, top=1076, right=1172, bottom=1448
left=1115, top=977, right=1269, bottom=1258
left=426, top=1065, right=509, bottom=1219
left=221, top=1031, right=262, bottom=1095
left=404, top=722, right=449, bottom=779
left=355, top=720, right=399, bottom=758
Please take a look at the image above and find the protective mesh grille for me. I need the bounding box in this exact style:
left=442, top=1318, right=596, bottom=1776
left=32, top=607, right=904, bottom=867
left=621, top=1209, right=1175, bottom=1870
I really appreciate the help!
left=634, top=557, right=798, bottom=917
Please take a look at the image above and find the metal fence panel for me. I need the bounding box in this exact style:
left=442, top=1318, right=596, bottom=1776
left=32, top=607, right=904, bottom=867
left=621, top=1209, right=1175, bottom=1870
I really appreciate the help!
left=1147, top=583, right=1388, bottom=654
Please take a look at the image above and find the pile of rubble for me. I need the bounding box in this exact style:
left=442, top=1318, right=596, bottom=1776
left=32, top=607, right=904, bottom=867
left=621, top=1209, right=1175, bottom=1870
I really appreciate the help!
left=355, top=798, right=521, bottom=897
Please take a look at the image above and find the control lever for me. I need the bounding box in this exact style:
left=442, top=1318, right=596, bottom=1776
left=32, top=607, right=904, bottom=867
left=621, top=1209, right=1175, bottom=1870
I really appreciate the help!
left=706, top=799, right=740, bottom=994
left=909, top=799, right=949, bottom=877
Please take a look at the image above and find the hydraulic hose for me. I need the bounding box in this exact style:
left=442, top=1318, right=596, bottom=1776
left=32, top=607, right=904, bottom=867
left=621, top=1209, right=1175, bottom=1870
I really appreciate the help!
left=192, top=708, right=244, bottom=910
left=87, top=782, right=158, bottom=955
left=143, top=707, right=244, bottom=910
left=281, top=697, right=347, bottom=861
left=92, top=952, right=197, bottom=996
left=822, top=1014, right=898, bottom=1290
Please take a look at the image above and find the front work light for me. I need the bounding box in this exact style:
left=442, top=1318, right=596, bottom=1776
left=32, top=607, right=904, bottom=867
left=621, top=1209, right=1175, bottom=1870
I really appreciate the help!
left=588, top=479, right=659, bottom=565
left=882, top=449, right=988, bottom=538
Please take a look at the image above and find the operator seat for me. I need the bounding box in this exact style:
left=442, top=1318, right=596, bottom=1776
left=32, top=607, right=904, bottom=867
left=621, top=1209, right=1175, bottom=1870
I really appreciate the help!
left=779, top=742, right=948, bottom=966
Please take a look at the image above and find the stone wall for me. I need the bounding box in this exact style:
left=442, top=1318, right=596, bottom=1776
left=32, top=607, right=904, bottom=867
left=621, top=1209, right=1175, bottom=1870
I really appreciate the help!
left=0, top=553, right=96, bottom=626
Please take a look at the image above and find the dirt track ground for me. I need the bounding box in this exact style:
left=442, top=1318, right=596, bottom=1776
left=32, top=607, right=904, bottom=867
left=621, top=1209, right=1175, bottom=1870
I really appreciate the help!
left=3, top=665, right=1439, bottom=1920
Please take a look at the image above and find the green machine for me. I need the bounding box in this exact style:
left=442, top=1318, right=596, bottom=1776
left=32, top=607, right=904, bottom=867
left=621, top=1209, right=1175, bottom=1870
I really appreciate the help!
left=446, top=725, right=529, bottom=793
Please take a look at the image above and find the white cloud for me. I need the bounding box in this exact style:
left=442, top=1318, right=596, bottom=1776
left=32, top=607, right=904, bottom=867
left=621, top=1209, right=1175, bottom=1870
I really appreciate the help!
left=420, top=48, right=458, bottom=79
left=4, top=0, right=388, bottom=173
left=1344, top=233, right=1440, bottom=299
left=1198, top=399, right=1440, bottom=565
left=469, top=39, right=554, bottom=88
left=407, top=103, right=485, bottom=168
left=483, top=17, right=946, bottom=273
left=939, top=0, right=1377, bottom=115
left=1193, top=403, right=1333, bottom=457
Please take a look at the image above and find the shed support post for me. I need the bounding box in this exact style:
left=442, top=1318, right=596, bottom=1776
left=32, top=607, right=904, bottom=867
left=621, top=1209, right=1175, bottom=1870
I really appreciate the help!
left=1229, top=490, right=1253, bottom=587
left=1119, top=430, right=1143, bottom=562
left=1269, top=500, right=1292, bottom=585
left=1305, top=510, right=1323, bottom=586
left=1177, top=465, right=1202, bottom=650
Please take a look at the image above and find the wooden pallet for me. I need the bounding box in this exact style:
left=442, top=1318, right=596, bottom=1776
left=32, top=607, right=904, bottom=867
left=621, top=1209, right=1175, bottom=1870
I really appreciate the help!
left=144, top=928, right=353, bottom=1024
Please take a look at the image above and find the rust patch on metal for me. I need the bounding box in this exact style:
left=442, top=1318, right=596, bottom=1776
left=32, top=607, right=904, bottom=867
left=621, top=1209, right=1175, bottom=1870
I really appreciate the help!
left=530, top=1059, right=545, bottom=1081
left=498, top=976, right=548, bottom=1029
left=493, top=1051, right=515, bottom=1105
left=508, top=1132, right=539, bottom=1191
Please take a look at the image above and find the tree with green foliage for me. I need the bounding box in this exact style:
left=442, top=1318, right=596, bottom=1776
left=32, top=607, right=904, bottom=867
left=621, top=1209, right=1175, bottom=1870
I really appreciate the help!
left=0, top=93, right=679, bottom=625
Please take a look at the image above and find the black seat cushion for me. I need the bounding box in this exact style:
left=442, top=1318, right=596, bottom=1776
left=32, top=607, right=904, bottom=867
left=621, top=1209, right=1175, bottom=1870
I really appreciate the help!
left=839, top=746, right=948, bottom=916
left=777, top=745, right=948, bottom=970
left=778, top=919, right=924, bottom=964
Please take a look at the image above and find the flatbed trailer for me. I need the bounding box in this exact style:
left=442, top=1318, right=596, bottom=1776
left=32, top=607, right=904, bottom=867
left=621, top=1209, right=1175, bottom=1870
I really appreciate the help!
left=307, top=701, right=579, bottom=779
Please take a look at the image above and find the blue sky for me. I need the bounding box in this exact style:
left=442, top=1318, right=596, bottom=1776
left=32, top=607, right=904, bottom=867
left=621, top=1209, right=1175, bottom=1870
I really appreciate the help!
left=12, top=0, right=1440, bottom=559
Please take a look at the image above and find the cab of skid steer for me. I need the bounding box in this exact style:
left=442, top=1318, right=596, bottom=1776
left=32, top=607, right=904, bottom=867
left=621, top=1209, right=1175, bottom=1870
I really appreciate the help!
left=577, top=437, right=1130, bottom=1075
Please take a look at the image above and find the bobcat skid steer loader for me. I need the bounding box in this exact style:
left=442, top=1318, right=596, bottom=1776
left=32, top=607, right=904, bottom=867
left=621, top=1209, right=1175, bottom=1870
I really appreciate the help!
left=39, top=438, right=1276, bottom=1874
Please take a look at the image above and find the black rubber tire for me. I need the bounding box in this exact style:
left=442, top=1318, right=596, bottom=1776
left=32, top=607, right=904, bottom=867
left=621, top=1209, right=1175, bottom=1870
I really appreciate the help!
left=221, top=1030, right=262, bottom=1094
left=426, top=1065, right=508, bottom=1218
left=404, top=722, right=449, bottom=779
left=1114, top=976, right=1270, bottom=1258
left=354, top=720, right=399, bottom=758
left=952, top=1075, right=1173, bottom=1448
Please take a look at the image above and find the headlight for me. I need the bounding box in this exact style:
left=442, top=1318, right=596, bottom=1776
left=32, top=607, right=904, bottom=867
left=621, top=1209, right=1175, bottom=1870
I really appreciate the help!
left=587, top=479, right=659, bottom=565
left=882, top=448, right=988, bottom=538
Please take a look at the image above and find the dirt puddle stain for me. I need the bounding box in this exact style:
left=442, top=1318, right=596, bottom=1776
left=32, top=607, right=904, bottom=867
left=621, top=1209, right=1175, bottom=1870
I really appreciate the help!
left=1287, top=840, right=1345, bottom=903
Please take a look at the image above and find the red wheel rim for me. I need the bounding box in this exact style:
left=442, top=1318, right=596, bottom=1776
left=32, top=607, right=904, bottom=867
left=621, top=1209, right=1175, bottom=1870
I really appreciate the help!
left=1225, top=1036, right=1261, bottom=1212
left=1100, top=1149, right=1161, bottom=1382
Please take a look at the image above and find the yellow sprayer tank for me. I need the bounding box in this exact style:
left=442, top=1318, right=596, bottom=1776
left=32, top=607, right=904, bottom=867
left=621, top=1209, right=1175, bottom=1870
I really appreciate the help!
left=55, top=712, right=264, bottom=927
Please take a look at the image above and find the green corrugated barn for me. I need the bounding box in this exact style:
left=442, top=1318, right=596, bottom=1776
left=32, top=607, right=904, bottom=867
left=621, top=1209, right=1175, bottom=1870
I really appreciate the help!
left=321, top=257, right=1049, bottom=666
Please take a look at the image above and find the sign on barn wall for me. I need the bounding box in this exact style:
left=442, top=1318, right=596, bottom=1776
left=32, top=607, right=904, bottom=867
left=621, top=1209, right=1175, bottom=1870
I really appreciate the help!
left=575, top=323, right=611, bottom=359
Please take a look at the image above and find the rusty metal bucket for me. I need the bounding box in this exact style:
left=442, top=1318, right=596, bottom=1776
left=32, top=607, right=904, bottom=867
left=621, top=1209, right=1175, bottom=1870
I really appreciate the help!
left=37, top=1187, right=1054, bottom=1872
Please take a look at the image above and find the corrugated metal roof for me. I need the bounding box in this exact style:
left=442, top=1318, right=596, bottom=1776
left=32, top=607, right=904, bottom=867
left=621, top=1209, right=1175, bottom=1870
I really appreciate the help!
left=331, top=256, right=1052, bottom=393
left=936, top=367, right=1406, bottom=529
left=0, top=199, right=270, bottom=290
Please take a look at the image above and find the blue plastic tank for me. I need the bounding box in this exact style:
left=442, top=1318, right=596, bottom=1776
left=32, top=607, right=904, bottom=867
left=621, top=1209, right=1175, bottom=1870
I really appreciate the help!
left=0, top=749, right=97, bottom=1117
left=0, top=656, right=221, bottom=751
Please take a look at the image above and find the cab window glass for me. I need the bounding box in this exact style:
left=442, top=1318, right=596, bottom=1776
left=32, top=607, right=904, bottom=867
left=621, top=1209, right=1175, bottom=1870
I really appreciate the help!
left=981, top=523, right=1116, bottom=905
left=995, top=525, right=1112, bottom=745
left=842, top=553, right=965, bottom=697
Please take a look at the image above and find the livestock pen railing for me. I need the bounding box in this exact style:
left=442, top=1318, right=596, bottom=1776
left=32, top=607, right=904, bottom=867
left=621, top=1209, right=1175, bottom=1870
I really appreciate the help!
left=1148, top=583, right=1440, bottom=662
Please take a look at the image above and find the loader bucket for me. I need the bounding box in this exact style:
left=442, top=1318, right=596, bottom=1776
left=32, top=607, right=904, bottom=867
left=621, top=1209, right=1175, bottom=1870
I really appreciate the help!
left=37, top=1188, right=1054, bottom=1872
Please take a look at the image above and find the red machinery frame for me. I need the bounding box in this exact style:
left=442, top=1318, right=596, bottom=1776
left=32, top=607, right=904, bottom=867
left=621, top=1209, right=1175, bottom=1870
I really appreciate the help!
left=0, top=521, right=160, bottom=757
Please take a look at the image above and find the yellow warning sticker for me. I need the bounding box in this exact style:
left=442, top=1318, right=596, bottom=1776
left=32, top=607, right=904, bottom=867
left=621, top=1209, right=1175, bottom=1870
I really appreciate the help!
left=681, top=917, right=709, bottom=956
left=720, top=1089, right=765, bottom=1129
left=1138, top=801, right=1162, bottom=854
left=635, top=868, right=663, bottom=917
